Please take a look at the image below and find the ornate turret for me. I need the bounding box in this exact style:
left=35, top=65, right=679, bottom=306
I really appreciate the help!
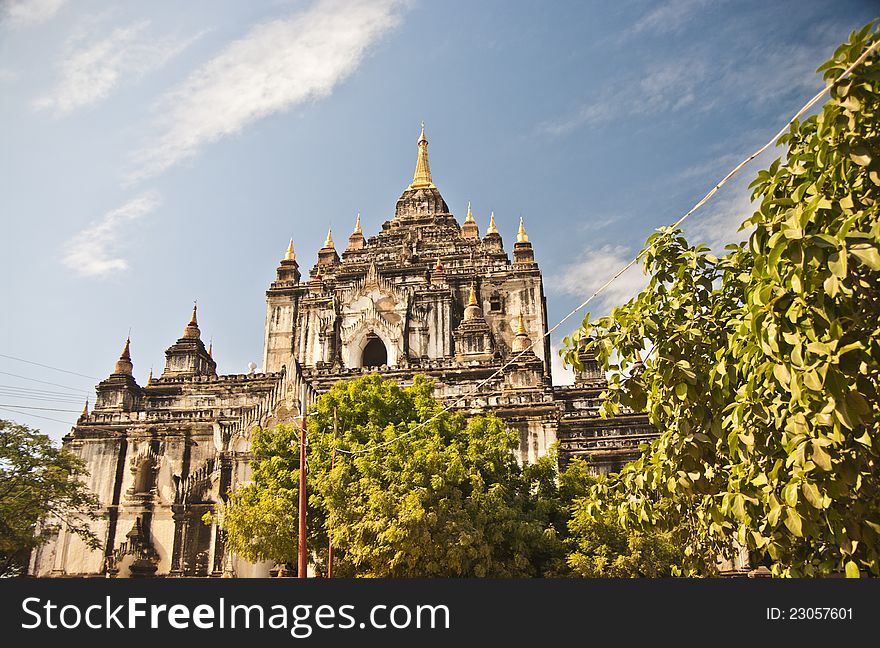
left=161, top=305, right=217, bottom=379
left=347, top=213, right=365, bottom=251
left=464, top=283, right=482, bottom=320
left=183, top=304, right=200, bottom=339
left=454, top=283, right=494, bottom=361
left=461, top=201, right=479, bottom=240
left=574, top=341, right=604, bottom=386
left=114, top=337, right=133, bottom=375
left=487, top=212, right=498, bottom=235
left=94, top=337, right=142, bottom=411
left=503, top=313, right=544, bottom=390
left=513, top=217, right=535, bottom=264
left=482, top=211, right=505, bottom=254
left=317, top=228, right=340, bottom=266
left=275, top=238, right=301, bottom=283
left=395, top=124, right=449, bottom=219
left=511, top=314, right=532, bottom=353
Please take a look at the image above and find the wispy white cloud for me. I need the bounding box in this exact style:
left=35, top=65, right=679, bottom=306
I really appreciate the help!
left=34, top=21, right=204, bottom=116
left=62, top=192, right=160, bottom=278
left=1, top=0, right=65, bottom=27
left=629, top=0, right=720, bottom=36
left=547, top=245, right=649, bottom=316
left=540, top=15, right=839, bottom=139
left=684, top=171, right=758, bottom=251
left=538, top=60, right=709, bottom=136
left=129, top=0, right=405, bottom=181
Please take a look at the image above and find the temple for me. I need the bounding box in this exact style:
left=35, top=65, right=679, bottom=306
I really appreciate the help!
left=29, top=127, right=654, bottom=578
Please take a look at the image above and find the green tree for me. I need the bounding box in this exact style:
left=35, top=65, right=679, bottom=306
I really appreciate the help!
left=563, top=24, right=880, bottom=577
left=0, top=419, right=101, bottom=576
left=219, top=374, right=574, bottom=577
left=565, top=478, right=685, bottom=577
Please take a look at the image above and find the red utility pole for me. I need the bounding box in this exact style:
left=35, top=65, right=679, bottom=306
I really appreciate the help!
left=297, top=390, right=308, bottom=578
left=327, top=407, right=337, bottom=578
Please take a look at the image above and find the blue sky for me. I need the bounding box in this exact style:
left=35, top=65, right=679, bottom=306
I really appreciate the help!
left=1, top=0, right=876, bottom=439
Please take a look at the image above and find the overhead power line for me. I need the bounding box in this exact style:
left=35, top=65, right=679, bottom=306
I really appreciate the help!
left=0, top=404, right=81, bottom=412
left=0, top=370, right=90, bottom=393
left=0, top=353, right=99, bottom=381
left=0, top=384, right=89, bottom=398
left=0, top=406, right=75, bottom=425
left=337, top=35, right=880, bottom=455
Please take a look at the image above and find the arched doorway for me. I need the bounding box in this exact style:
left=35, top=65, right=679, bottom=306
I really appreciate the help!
left=362, top=334, right=388, bottom=367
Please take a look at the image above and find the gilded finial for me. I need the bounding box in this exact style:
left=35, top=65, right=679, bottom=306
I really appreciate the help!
left=120, top=336, right=131, bottom=361
left=81, top=399, right=89, bottom=418
left=487, top=211, right=498, bottom=235
left=324, top=228, right=334, bottom=248
left=467, top=283, right=478, bottom=307
left=517, top=217, right=529, bottom=243
left=184, top=302, right=201, bottom=339
left=409, top=122, right=434, bottom=189
left=354, top=212, right=362, bottom=234
left=148, top=367, right=153, bottom=382
left=114, top=336, right=133, bottom=375
left=516, top=313, right=527, bottom=335
left=465, top=201, right=474, bottom=223
left=285, top=238, right=296, bottom=261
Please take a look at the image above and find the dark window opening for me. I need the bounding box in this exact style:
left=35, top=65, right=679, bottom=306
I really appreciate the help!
left=362, top=335, right=388, bottom=367
left=134, top=460, right=153, bottom=494
left=489, top=294, right=502, bottom=312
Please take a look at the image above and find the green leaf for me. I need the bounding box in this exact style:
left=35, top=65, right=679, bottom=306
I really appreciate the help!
left=803, top=481, right=824, bottom=509
left=782, top=482, right=799, bottom=507
left=784, top=508, right=803, bottom=537
left=850, top=244, right=880, bottom=270
left=811, top=440, right=832, bottom=471
left=828, top=250, right=847, bottom=277
left=845, top=561, right=860, bottom=578
left=848, top=146, right=872, bottom=166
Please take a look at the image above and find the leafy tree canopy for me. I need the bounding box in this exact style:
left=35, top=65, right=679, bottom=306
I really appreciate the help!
left=563, top=24, right=880, bottom=577
left=220, top=374, right=575, bottom=576
left=0, top=419, right=100, bottom=576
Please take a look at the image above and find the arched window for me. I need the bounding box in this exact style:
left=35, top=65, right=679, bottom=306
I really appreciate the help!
left=362, top=335, right=388, bottom=367
left=133, top=459, right=153, bottom=494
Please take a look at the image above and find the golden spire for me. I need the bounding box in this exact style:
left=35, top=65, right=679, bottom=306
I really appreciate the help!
left=324, top=228, right=334, bottom=248
left=184, top=303, right=201, bottom=339
left=516, top=313, right=527, bottom=335
left=517, top=217, right=529, bottom=243
left=465, top=201, right=475, bottom=223
left=354, top=212, right=362, bottom=234
left=487, top=211, right=498, bottom=235
left=467, top=283, right=478, bottom=307
left=409, top=122, right=434, bottom=189
left=81, top=399, right=89, bottom=418
left=148, top=367, right=153, bottom=382
left=208, top=340, right=213, bottom=358
left=114, top=337, right=133, bottom=375
left=285, top=238, right=296, bottom=261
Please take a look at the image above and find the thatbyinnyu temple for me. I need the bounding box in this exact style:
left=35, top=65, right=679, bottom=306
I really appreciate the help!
left=29, top=127, right=654, bottom=578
